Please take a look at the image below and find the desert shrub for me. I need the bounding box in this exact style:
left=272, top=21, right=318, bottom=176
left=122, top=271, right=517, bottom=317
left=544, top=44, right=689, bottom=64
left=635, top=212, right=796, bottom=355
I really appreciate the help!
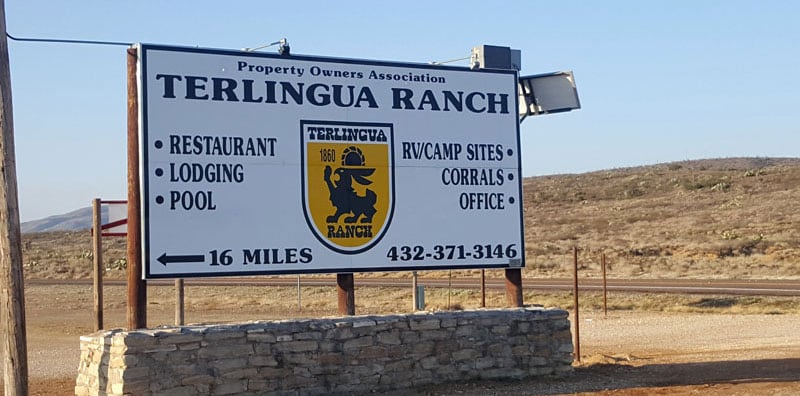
left=667, top=163, right=683, bottom=171
left=627, top=247, right=663, bottom=257
left=710, top=182, right=731, bottom=192
left=721, top=230, right=739, bottom=240
left=688, top=297, right=737, bottom=308
left=743, top=169, right=764, bottom=177
left=106, top=258, right=127, bottom=270
left=623, top=188, right=644, bottom=198
left=682, top=180, right=708, bottom=190
left=714, top=237, right=765, bottom=258
left=719, top=196, right=743, bottom=209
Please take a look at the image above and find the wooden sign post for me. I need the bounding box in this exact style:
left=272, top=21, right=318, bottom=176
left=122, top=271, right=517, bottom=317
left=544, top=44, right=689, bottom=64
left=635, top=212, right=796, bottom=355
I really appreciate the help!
left=92, top=198, right=103, bottom=331
left=127, top=47, right=146, bottom=329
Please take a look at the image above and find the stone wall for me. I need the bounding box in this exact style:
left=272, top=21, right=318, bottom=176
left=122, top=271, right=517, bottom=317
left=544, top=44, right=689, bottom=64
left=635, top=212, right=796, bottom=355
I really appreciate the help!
left=76, top=308, right=572, bottom=395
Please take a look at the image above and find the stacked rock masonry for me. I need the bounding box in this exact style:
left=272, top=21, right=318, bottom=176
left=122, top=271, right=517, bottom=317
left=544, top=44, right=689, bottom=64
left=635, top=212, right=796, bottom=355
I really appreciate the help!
left=76, top=308, right=573, bottom=395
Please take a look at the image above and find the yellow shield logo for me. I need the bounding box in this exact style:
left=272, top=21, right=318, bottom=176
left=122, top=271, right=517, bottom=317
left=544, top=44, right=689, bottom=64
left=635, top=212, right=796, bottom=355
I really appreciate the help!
left=301, top=121, right=394, bottom=254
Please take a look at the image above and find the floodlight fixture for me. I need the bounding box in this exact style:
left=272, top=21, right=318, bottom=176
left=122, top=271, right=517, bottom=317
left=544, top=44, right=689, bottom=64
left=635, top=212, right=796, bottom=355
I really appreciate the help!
left=463, top=43, right=581, bottom=125
left=518, top=71, right=580, bottom=123
left=278, top=40, right=290, bottom=56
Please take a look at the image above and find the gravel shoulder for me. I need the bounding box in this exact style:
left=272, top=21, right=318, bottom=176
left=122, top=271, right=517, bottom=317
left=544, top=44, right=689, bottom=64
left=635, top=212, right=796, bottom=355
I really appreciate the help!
left=413, top=311, right=800, bottom=395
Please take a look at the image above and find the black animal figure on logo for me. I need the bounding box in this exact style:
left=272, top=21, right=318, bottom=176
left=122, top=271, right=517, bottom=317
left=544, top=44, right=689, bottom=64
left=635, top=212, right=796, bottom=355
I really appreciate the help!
left=324, top=165, right=377, bottom=224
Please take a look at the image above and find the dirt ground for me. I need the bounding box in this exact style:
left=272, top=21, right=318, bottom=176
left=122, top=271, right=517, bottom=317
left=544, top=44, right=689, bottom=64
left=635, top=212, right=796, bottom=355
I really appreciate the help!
left=3, top=284, right=800, bottom=395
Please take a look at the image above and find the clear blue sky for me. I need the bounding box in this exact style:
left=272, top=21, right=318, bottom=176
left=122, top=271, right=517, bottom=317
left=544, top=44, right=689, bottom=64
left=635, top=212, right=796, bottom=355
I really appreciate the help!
left=6, top=1, right=799, bottom=221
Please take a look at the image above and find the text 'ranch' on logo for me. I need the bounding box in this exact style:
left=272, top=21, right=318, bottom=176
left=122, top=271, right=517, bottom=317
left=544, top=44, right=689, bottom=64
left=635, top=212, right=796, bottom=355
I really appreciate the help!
left=302, top=121, right=395, bottom=254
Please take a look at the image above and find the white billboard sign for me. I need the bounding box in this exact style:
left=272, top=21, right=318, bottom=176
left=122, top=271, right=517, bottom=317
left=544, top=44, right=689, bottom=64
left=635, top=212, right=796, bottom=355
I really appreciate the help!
left=138, top=44, right=524, bottom=279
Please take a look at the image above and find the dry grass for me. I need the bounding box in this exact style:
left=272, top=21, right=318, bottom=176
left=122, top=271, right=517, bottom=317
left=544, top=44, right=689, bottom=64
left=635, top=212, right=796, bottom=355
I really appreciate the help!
left=146, top=285, right=800, bottom=325
left=22, top=230, right=127, bottom=279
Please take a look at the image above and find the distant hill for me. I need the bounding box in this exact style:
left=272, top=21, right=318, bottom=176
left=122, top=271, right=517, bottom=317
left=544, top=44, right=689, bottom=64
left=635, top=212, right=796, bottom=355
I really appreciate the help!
left=21, top=206, right=108, bottom=233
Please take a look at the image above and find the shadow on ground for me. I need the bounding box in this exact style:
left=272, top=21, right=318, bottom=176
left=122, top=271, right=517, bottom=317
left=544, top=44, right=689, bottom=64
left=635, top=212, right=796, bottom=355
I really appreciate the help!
left=409, top=358, right=800, bottom=395
left=575, top=358, right=800, bottom=389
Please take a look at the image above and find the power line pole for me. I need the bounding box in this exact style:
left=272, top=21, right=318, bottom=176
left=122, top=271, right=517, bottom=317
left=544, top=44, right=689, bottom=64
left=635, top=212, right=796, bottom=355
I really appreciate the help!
left=0, top=1, right=30, bottom=394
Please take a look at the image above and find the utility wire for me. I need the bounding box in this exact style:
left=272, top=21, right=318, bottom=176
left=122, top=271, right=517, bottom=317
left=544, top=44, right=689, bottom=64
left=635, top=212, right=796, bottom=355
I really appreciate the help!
left=6, top=32, right=132, bottom=47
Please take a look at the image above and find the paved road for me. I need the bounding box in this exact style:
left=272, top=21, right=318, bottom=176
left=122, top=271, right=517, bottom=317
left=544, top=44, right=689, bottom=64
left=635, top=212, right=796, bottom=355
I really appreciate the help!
left=28, top=277, right=800, bottom=296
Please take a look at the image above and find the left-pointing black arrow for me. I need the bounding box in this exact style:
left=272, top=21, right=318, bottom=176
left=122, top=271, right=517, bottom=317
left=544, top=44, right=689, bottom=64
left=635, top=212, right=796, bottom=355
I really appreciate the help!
left=158, top=253, right=205, bottom=266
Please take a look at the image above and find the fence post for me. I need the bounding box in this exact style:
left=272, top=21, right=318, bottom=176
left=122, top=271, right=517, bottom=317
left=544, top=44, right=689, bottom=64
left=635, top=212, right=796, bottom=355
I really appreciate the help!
left=602, top=253, right=608, bottom=317
left=573, top=247, right=581, bottom=362
left=297, top=276, right=302, bottom=311
left=480, top=269, right=486, bottom=308
left=411, top=271, right=418, bottom=311
left=92, top=199, right=103, bottom=331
